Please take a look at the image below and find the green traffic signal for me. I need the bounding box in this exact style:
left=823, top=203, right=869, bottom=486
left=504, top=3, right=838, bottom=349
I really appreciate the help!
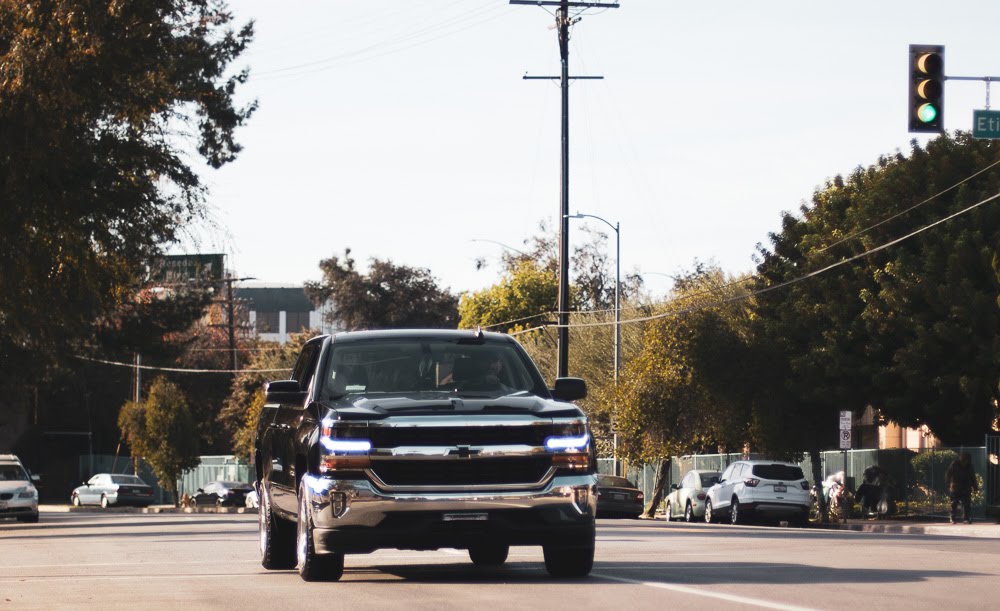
left=917, top=103, right=938, bottom=124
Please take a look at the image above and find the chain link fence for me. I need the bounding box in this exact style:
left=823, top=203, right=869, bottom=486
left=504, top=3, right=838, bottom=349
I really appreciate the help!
left=599, top=445, right=993, bottom=519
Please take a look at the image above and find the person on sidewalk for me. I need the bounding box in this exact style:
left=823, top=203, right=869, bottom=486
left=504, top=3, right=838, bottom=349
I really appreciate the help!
left=945, top=452, right=979, bottom=524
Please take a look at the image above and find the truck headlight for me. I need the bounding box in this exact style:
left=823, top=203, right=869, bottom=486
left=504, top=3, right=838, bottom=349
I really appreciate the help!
left=319, top=437, right=373, bottom=472
left=546, top=433, right=591, bottom=471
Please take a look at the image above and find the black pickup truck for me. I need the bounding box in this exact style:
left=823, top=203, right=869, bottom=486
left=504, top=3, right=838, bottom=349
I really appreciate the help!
left=255, top=329, right=597, bottom=581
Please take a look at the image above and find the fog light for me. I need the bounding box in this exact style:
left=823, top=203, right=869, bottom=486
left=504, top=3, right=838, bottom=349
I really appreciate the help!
left=331, top=492, right=350, bottom=518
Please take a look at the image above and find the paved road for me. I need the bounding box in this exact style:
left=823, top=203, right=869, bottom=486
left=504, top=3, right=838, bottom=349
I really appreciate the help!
left=1, top=513, right=997, bottom=610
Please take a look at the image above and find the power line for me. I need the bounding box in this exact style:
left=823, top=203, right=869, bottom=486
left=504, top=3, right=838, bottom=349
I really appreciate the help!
left=816, top=155, right=1000, bottom=254
left=74, top=355, right=291, bottom=375
left=510, top=189, right=1000, bottom=335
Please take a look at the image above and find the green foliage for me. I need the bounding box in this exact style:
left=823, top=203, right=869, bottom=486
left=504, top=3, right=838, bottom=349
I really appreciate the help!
left=305, top=249, right=458, bottom=330
left=459, top=259, right=558, bottom=333
left=0, top=0, right=254, bottom=392
left=220, top=332, right=317, bottom=463
left=118, top=376, right=201, bottom=505
left=910, top=449, right=957, bottom=495
left=752, top=133, right=1000, bottom=447
left=613, top=266, right=755, bottom=463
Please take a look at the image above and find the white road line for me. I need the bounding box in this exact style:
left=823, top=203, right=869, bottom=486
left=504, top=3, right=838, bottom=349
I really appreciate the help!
left=591, top=573, right=816, bottom=611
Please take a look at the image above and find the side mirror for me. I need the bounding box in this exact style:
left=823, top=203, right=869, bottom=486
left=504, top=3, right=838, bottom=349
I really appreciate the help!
left=670, top=484, right=679, bottom=490
left=551, top=377, right=587, bottom=401
left=83, top=481, right=90, bottom=487
left=31, top=475, right=40, bottom=483
left=265, top=379, right=307, bottom=402
left=196, top=488, right=204, bottom=494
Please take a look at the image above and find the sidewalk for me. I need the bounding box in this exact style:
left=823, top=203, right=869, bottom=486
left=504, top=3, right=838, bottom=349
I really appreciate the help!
left=813, top=517, right=1000, bottom=539
left=40, top=504, right=257, bottom=515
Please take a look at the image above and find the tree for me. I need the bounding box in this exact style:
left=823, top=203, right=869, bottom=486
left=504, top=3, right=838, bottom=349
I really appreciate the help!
left=612, top=266, right=755, bottom=514
left=220, top=332, right=317, bottom=462
left=458, top=259, right=558, bottom=333
left=752, top=133, right=1000, bottom=449
left=0, top=0, right=255, bottom=396
left=118, top=376, right=201, bottom=506
left=305, top=249, right=459, bottom=330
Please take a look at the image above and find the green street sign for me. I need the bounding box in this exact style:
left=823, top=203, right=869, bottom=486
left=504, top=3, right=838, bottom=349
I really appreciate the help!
left=972, top=110, right=1000, bottom=139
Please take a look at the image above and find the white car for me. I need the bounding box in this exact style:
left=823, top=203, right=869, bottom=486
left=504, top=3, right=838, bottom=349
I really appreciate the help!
left=704, top=460, right=810, bottom=526
left=664, top=470, right=721, bottom=522
left=0, top=454, right=40, bottom=523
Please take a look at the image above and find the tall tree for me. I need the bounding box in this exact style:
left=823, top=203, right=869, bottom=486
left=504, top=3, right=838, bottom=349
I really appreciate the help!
left=305, top=249, right=459, bottom=330
left=118, top=376, right=200, bottom=506
left=0, top=0, right=255, bottom=393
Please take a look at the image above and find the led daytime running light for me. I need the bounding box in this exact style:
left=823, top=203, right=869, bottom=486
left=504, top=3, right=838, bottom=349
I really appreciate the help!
left=320, top=437, right=372, bottom=453
left=545, top=433, right=590, bottom=451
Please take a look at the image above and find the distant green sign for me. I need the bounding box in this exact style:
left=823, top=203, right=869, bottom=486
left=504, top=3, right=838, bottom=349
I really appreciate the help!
left=150, top=254, right=225, bottom=285
left=972, top=110, right=1000, bottom=139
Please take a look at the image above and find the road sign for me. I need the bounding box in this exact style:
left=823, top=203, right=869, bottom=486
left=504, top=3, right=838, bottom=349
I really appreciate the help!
left=840, top=429, right=852, bottom=450
left=839, top=411, right=853, bottom=431
left=973, top=110, right=1000, bottom=139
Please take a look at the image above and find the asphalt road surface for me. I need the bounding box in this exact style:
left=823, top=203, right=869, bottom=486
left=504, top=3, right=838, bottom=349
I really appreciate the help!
left=1, top=513, right=996, bottom=609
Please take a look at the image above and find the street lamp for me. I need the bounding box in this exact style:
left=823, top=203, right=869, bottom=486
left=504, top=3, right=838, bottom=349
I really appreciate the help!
left=565, top=211, right=620, bottom=474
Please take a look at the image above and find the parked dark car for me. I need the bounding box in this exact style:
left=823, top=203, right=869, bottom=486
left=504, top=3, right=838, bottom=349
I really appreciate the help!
left=596, top=474, right=644, bottom=518
left=192, top=481, right=254, bottom=507
left=71, top=474, right=154, bottom=508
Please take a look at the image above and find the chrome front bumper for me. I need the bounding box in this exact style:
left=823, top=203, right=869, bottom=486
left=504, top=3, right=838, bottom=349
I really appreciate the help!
left=301, top=473, right=598, bottom=554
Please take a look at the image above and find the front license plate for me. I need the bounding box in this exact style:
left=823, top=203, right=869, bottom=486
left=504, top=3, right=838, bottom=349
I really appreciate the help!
left=443, top=513, right=488, bottom=522
left=773, top=484, right=787, bottom=493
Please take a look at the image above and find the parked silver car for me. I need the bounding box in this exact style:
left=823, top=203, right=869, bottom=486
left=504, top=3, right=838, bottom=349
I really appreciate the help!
left=705, top=461, right=810, bottom=526
left=664, top=470, right=721, bottom=522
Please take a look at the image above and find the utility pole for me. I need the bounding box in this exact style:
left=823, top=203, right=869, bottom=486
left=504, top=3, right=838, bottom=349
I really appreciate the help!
left=512, top=0, right=618, bottom=378
left=214, top=275, right=255, bottom=372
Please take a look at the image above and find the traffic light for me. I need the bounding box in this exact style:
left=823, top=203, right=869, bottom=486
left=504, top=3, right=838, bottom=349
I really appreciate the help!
left=908, top=44, right=945, bottom=133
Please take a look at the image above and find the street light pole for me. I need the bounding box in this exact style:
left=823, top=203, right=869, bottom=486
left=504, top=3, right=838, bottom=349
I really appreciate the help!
left=566, top=211, right=620, bottom=474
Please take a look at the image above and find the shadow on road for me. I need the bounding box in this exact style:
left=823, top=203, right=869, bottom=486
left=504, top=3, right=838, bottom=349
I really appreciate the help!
left=335, top=560, right=983, bottom=586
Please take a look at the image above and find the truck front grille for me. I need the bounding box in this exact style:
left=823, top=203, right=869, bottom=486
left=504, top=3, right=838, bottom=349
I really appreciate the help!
left=370, top=456, right=552, bottom=488
left=368, top=426, right=551, bottom=448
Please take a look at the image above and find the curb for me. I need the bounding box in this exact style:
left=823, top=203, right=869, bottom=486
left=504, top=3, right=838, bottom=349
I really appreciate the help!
left=812, top=520, right=1000, bottom=538
left=40, top=505, right=258, bottom=515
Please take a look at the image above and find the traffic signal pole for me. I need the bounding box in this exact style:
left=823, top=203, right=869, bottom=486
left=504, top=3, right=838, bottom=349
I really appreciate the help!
left=512, top=0, right=617, bottom=378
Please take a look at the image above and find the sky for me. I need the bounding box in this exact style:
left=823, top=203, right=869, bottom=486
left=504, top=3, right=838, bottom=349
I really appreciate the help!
left=177, top=0, right=1000, bottom=297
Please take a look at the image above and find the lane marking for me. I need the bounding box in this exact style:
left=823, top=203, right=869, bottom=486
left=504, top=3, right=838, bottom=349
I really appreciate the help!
left=591, top=573, right=816, bottom=611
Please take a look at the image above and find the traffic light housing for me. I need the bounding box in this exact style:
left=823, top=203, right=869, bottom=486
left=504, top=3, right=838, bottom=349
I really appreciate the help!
left=908, top=44, right=945, bottom=133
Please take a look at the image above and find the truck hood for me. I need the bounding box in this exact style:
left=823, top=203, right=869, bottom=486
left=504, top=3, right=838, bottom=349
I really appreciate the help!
left=319, top=393, right=584, bottom=420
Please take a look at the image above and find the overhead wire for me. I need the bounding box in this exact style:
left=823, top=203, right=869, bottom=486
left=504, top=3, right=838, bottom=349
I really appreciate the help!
left=74, top=355, right=291, bottom=375
left=509, top=189, right=1000, bottom=335
left=252, top=2, right=509, bottom=81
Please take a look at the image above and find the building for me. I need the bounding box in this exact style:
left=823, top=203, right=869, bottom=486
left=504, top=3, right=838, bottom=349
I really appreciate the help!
left=236, top=284, right=339, bottom=343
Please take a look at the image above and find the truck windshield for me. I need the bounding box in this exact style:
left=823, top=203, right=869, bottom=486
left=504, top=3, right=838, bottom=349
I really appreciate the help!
left=324, top=339, right=540, bottom=398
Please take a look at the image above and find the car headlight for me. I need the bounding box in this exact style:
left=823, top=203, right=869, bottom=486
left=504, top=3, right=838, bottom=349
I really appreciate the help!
left=17, top=486, right=37, bottom=499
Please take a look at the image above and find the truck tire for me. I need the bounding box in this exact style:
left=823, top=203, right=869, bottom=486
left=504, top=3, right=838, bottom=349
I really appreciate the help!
left=468, top=543, right=509, bottom=566
left=259, top=484, right=296, bottom=570
left=297, top=480, right=344, bottom=581
left=543, top=542, right=594, bottom=578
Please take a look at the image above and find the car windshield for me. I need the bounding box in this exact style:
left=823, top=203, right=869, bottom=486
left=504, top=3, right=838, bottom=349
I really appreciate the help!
left=599, top=475, right=636, bottom=488
left=324, top=338, right=541, bottom=399
left=0, top=465, right=28, bottom=481
left=699, top=473, right=721, bottom=487
left=752, top=464, right=805, bottom=481
left=111, top=475, right=146, bottom=485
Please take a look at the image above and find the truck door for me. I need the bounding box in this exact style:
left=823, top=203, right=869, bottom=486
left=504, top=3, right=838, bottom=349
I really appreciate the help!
left=268, top=339, right=322, bottom=515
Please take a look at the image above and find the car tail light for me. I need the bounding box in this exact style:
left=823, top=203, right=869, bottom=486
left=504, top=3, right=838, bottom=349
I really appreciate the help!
left=743, top=477, right=760, bottom=487
left=636, top=492, right=644, bottom=501
left=800, top=481, right=810, bottom=490
left=696, top=493, right=706, bottom=500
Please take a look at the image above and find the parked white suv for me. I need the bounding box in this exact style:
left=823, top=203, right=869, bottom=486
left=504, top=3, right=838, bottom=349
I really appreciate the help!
left=0, top=454, right=40, bottom=523
left=704, top=460, right=809, bottom=526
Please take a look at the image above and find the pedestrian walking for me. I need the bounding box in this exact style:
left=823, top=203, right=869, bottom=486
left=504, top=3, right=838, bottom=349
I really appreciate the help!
left=945, top=452, right=979, bottom=524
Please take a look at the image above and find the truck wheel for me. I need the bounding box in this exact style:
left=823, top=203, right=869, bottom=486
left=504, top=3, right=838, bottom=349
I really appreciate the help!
left=543, top=542, right=594, bottom=578
left=469, top=543, right=509, bottom=566
left=297, top=480, right=344, bottom=581
left=259, top=484, right=296, bottom=570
